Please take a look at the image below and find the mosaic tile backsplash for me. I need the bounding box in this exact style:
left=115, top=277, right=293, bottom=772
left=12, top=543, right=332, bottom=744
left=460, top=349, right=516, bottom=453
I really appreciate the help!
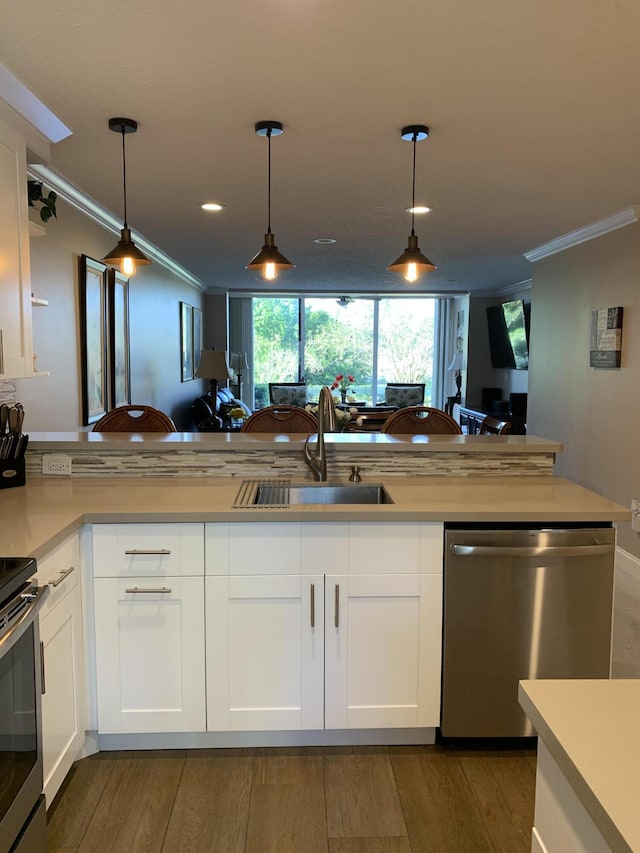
left=26, top=448, right=554, bottom=479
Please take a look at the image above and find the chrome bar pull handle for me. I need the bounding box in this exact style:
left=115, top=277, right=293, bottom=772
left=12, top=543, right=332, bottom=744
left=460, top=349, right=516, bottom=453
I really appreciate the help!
left=50, top=566, right=75, bottom=588
left=40, top=641, right=45, bottom=695
left=334, top=583, right=340, bottom=628
left=310, top=583, right=315, bottom=628
left=124, top=549, right=171, bottom=555
left=125, top=587, right=172, bottom=594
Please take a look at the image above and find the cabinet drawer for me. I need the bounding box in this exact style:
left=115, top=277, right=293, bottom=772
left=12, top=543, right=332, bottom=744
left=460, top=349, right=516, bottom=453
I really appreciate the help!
left=205, top=522, right=304, bottom=575
left=37, top=532, right=81, bottom=620
left=93, top=523, right=204, bottom=577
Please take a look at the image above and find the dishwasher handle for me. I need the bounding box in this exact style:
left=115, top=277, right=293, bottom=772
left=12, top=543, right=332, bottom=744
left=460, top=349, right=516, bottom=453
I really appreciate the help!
left=450, top=543, right=613, bottom=558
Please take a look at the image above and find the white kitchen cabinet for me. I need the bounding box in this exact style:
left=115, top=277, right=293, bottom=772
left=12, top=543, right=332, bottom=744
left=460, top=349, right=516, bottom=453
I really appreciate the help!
left=206, top=574, right=324, bottom=731
left=92, top=523, right=206, bottom=734
left=94, top=577, right=205, bottom=733
left=205, top=521, right=443, bottom=733
left=0, top=117, right=33, bottom=379
left=37, top=533, right=84, bottom=806
left=324, top=573, right=442, bottom=729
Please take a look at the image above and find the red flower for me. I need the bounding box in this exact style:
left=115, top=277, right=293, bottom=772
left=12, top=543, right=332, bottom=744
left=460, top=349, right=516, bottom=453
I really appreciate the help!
left=335, top=374, right=343, bottom=381
left=348, top=374, right=355, bottom=382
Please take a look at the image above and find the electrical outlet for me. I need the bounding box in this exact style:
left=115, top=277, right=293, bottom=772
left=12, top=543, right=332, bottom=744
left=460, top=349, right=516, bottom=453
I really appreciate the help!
left=632, top=498, right=640, bottom=533
left=42, top=455, right=72, bottom=475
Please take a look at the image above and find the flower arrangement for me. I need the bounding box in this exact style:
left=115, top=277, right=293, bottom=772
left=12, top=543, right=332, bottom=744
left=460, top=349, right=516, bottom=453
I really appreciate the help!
left=305, top=403, right=361, bottom=432
left=229, top=406, right=248, bottom=421
left=331, top=373, right=355, bottom=393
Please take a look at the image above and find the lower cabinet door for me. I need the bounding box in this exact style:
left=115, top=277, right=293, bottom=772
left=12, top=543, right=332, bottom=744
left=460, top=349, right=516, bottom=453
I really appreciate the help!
left=206, top=574, right=324, bottom=731
left=94, top=576, right=205, bottom=733
left=40, top=582, right=84, bottom=806
left=324, top=573, right=442, bottom=729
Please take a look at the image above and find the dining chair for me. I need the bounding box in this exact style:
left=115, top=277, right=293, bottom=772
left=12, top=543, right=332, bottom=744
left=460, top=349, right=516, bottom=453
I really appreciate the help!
left=479, top=416, right=511, bottom=435
left=92, top=405, right=177, bottom=433
left=382, top=383, right=425, bottom=407
left=381, top=406, right=462, bottom=435
left=241, top=405, right=318, bottom=433
left=268, top=383, right=308, bottom=407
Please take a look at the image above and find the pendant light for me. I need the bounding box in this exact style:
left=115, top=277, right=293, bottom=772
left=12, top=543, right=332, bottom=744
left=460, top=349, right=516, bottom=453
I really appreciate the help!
left=246, top=120, right=294, bottom=281
left=102, top=117, right=151, bottom=277
left=388, top=124, right=436, bottom=283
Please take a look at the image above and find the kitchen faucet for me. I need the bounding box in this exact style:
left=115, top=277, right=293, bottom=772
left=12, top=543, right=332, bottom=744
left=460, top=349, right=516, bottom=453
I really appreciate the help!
left=303, top=385, right=337, bottom=481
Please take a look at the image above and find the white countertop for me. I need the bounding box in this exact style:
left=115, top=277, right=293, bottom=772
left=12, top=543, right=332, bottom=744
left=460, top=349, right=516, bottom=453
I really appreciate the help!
left=0, top=474, right=628, bottom=559
left=519, top=679, right=640, bottom=853
left=27, top=431, right=562, bottom=455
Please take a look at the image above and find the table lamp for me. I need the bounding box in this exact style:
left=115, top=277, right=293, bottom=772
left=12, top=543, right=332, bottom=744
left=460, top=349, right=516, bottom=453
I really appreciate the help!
left=195, top=349, right=231, bottom=402
left=447, top=352, right=464, bottom=400
left=230, top=352, right=249, bottom=400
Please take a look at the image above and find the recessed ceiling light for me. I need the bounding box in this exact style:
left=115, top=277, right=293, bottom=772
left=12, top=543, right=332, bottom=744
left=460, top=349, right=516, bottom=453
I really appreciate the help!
left=201, top=202, right=225, bottom=211
left=314, top=237, right=337, bottom=244
left=405, top=206, right=431, bottom=214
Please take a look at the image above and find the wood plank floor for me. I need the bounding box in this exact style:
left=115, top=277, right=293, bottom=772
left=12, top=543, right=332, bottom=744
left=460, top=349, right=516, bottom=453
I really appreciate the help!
left=47, top=565, right=639, bottom=852
left=46, top=741, right=537, bottom=853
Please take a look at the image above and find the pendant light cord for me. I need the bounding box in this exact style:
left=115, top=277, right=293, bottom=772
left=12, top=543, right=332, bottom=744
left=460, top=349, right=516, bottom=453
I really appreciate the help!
left=267, top=127, right=272, bottom=235
left=120, top=124, right=128, bottom=229
left=410, top=130, right=417, bottom=237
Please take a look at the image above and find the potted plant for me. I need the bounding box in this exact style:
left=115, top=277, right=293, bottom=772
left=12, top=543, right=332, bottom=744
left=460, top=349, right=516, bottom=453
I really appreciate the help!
left=27, top=180, right=57, bottom=223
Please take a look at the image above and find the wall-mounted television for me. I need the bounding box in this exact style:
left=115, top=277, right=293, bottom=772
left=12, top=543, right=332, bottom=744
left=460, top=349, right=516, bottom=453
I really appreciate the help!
left=486, top=300, right=530, bottom=369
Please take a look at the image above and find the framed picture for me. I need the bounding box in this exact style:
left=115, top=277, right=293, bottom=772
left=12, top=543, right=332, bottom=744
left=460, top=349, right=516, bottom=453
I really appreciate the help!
left=192, top=307, right=202, bottom=377
left=590, top=306, right=623, bottom=368
left=180, top=302, right=194, bottom=381
left=108, top=269, right=131, bottom=407
left=80, top=256, right=108, bottom=425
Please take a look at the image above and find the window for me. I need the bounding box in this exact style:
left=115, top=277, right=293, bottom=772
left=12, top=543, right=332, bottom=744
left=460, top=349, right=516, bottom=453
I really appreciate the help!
left=248, top=296, right=441, bottom=409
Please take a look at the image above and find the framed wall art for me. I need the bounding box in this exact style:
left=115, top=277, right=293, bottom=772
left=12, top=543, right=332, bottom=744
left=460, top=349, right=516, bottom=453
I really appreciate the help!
left=80, top=255, right=108, bottom=425
left=108, top=269, right=131, bottom=407
left=180, top=302, right=194, bottom=381
left=590, top=306, right=623, bottom=368
left=192, top=306, right=202, bottom=377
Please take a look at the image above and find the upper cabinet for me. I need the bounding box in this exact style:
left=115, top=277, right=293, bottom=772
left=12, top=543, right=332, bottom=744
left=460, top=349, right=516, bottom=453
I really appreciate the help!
left=0, top=117, right=33, bottom=379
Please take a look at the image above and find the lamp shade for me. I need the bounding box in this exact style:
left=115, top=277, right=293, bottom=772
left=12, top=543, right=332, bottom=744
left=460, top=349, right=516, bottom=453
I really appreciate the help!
left=195, top=349, right=231, bottom=380
left=447, top=351, right=465, bottom=372
left=230, top=352, right=249, bottom=371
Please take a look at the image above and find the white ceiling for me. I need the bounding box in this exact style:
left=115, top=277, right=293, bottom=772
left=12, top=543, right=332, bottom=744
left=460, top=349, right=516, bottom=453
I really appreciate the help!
left=2, top=0, right=640, bottom=295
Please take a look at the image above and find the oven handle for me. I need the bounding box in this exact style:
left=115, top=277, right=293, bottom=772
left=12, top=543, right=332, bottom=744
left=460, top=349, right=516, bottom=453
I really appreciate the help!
left=0, top=584, right=50, bottom=658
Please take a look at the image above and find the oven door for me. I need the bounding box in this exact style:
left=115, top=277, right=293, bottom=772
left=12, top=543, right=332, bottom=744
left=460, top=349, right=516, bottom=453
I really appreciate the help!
left=0, top=585, right=48, bottom=853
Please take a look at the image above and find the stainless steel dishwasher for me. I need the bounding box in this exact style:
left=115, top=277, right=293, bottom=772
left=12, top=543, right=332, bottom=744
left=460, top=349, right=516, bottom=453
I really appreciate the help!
left=441, top=524, right=615, bottom=737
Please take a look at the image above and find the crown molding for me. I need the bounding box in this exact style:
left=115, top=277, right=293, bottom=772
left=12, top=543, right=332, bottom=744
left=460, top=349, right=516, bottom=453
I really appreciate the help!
left=28, top=164, right=205, bottom=291
left=524, top=207, right=640, bottom=263
left=0, top=63, right=71, bottom=144
left=496, top=278, right=532, bottom=296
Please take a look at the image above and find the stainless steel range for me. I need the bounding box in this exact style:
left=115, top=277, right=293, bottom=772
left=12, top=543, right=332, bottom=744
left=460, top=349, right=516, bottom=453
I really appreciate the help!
left=0, top=557, right=49, bottom=853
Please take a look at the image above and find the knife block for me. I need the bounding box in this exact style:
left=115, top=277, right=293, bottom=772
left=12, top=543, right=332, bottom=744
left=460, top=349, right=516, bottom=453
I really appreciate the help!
left=0, top=458, right=25, bottom=489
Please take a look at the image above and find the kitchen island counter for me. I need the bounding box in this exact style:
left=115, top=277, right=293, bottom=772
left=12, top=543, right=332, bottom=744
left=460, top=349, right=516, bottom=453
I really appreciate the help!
left=519, top=679, right=640, bottom=853
left=0, top=474, right=629, bottom=559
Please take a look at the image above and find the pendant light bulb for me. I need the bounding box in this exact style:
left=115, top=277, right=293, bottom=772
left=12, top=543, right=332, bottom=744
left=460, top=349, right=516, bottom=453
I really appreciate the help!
left=246, top=121, right=294, bottom=280
left=121, top=256, right=136, bottom=277
left=388, top=125, right=436, bottom=283
left=102, top=118, right=151, bottom=277
left=405, top=262, right=419, bottom=283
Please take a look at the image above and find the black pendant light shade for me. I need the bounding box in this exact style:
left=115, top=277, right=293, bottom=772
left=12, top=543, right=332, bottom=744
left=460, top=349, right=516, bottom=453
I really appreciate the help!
left=246, top=120, right=294, bottom=281
left=102, top=117, right=151, bottom=277
left=388, top=124, right=436, bottom=283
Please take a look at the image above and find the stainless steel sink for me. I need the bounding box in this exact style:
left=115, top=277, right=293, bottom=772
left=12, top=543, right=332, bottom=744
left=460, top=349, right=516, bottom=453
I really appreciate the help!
left=287, top=483, right=393, bottom=505
left=233, top=479, right=394, bottom=507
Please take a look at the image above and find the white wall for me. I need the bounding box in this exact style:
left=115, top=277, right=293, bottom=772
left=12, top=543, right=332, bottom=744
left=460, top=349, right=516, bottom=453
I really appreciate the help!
left=528, top=222, right=640, bottom=557
left=15, top=199, right=206, bottom=431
